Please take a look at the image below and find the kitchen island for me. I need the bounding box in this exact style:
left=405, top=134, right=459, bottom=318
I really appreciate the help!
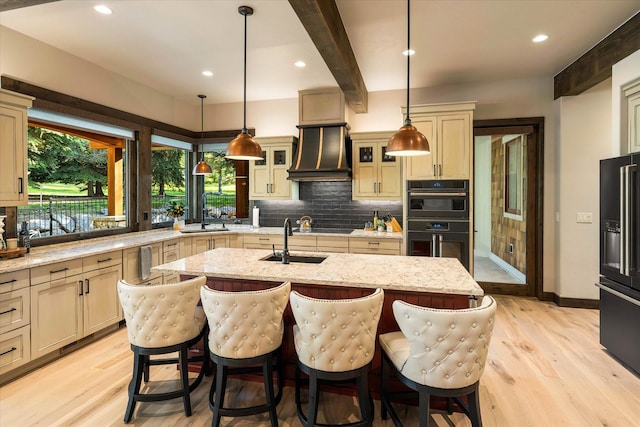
left=153, top=247, right=483, bottom=398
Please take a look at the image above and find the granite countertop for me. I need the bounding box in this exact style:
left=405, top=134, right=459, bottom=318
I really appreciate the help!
left=0, top=226, right=401, bottom=274
left=152, top=247, right=483, bottom=296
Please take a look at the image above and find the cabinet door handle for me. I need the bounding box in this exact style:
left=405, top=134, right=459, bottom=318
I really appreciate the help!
left=50, top=267, right=69, bottom=274
left=0, top=279, right=17, bottom=285
left=79, top=280, right=84, bottom=296
left=0, top=347, right=17, bottom=357
left=433, top=165, right=436, bottom=176
left=167, top=243, right=177, bottom=247
left=85, top=279, right=90, bottom=294
left=18, top=178, right=23, bottom=194
left=259, top=237, right=270, bottom=241
left=0, top=308, right=17, bottom=316
left=97, top=257, right=112, bottom=263
left=439, top=164, right=442, bottom=176
left=266, top=183, right=270, bottom=193
left=368, top=241, right=380, bottom=245
left=378, top=182, right=382, bottom=193
left=270, top=183, right=274, bottom=193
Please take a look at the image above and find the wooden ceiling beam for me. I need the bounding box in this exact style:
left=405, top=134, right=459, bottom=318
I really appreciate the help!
left=288, top=0, right=368, bottom=113
left=554, top=12, right=640, bottom=99
left=0, top=0, right=60, bottom=12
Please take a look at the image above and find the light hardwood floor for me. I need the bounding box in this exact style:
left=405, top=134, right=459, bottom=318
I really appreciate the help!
left=1, top=295, right=639, bottom=427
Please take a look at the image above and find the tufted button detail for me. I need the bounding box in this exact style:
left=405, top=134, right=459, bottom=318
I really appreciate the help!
left=460, top=337, right=465, bottom=342
left=330, top=359, right=334, bottom=364
left=458, top=362, right=463, bottom=367
left=425, top=347, right=431, bottom=351
left=341, top=324, right=346, bottom=329
left=472, top=322, right=477, bottom=328
left=421, top=369, right=427, bottom=374
left=466, top=372, right=471, bottom=377
left=233, top=326, right=238, bottom=330
left=331, top=312, right=337, bottom=318
left=404, top=313, right=410, bottom=318
left=438, top=337, right=443, bottom=342
left=450, top=324, right=455, bottom=329
left=320, top=347, right=325, bottom=352
left=160, top=294, right=164, bottom=298
left=435, top=361, right=440, bottom=366
left=341, top=347, right=345, bottom=352
left=321, top=323, right=326, bottom=329
left=427, top=321, right=432, bottom=326
left=448, top=350, right=452, bottom=355
left=445, top=374, right=450, bottom=379
left=331, top=335, right=336, bottom=340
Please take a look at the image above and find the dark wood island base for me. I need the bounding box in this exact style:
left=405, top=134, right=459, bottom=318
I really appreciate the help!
left=185, top=275, right=471, bottom=401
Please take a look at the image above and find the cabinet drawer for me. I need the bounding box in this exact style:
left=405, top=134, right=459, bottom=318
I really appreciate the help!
left=0, top=287, right=29, bottom=335
left=31, top=259, right=83, bottom=286
left=243, top=234, right=278, bottom=249
left=0, top=325, right=31, bottom=375
left=83, top=250, right=122, bottom=271
left=163, top=239, right=182, bottom=254
left=288, top=235, right=316, bottom=249
left=349, top=238, right=400, bottom=255
left=317, top=236, right=349, bottom=251
left=0, top=269, right=29, bottom=294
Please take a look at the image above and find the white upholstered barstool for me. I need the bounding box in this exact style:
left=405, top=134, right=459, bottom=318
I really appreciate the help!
left=200, top=281, right=291, bottom=427
left=117, top=276, right=209, bottom=423
left=289, top=288, right=384, bottom=427
left=379, top=296, right=496, bottom=427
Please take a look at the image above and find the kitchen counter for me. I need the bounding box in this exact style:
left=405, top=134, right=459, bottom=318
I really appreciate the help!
left=152, top=247, right=482, bottom=296
left=0, top=226, right=401, bottom=274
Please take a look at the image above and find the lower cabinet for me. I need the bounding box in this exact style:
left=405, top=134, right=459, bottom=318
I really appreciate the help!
left=122, top=243, right=162, bottom=285
left=192, top=235, right=229, bottom=254
left=316, top=236, right=349, bottom=253
left=30, top=254, right=122, bottom=360
left=0, top=269, right=31, bottom=375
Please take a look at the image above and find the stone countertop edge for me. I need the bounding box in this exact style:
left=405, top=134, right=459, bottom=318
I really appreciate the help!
left=0, top=227, right=402, bottom=274
left=152, top=248, right=484, bottom=297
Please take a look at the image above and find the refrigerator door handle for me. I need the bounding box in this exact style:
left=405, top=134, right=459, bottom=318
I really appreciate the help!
left=620, top=165, right=628, bottom=275
left=432, top=235, right=436, bottom=257
left=439, top=235, right=443, bottom=257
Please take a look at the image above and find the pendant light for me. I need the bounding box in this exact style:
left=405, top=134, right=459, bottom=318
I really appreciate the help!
left=386, top=0, right=430, bottom=157
left=225, top=5, right=263, bottom=161
left=193, top=94, right=213, bottom=175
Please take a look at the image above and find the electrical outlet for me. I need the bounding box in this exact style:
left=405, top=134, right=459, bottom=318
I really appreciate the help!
left=576, top=212, right=592, bottom=223
left=143, top=211, right=149, bottom=221
left=509, top=243, right=514, bottom=254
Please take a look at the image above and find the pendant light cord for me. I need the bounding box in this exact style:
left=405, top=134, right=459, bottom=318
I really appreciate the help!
left=199, top=94, right=206, bottom=161
left=242, top=10, right=248, bottom=133
left=405, top=0, right=411, bottom=126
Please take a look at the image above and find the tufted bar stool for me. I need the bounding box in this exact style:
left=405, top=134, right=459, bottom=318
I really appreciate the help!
left=200, top=281, right=291, bottom=427
left=117, top=276, right=209, bottom=423
left=289, top=288, right=384, bottom=427
left=379, top=296, right=496, bottom=427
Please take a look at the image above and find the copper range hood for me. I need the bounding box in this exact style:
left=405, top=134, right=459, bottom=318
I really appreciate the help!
left=287, top=123, right=352, bottom=181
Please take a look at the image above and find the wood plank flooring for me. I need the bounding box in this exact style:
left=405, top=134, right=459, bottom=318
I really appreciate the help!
left=1, top=295, right=639, bottom=426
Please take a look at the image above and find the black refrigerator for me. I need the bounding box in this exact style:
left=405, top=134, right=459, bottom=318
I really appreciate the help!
left=597, top=154, right=640, bottom=374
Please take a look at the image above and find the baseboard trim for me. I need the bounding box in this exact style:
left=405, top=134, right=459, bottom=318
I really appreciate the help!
left=543, top=292, right=600, bottom=309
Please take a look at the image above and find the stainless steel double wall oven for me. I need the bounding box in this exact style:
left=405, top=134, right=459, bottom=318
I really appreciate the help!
left=406, top=180, right=470, bottom=270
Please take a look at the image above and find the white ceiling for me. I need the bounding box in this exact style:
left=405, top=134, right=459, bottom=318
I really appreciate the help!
left=1, top=0, right=639, bottom=107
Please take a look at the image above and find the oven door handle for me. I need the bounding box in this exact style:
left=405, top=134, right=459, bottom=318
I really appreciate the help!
left=439, top=235, right=444, bottom=257
left=408, top=192, right=467, bottom=197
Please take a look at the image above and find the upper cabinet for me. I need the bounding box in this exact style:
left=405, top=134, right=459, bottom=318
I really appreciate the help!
left=351, top=131, right=401, bottom=200
left=249, top=136, right=299, bottom=200
left=404, top=102, right=475, bottom=180
left=0, top=89, right=34, bottom=207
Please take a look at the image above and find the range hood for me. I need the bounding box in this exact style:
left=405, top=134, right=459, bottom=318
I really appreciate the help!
left=287, top=123, right=352, bottom=181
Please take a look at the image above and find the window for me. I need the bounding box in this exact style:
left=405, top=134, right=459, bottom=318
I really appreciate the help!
left=504, top=135, right=523, bottom=218
left=20, top=122, right=129, bottom=239
left=150, top=138, right=190, bottom=227
left=200, top=150, right=238, bottom=221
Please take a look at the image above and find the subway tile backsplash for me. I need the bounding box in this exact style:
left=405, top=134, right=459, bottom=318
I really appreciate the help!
left=252, top=181, right=403, bottom=229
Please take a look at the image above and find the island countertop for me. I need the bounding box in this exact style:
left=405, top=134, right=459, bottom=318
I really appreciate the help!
left=152, top=247, right=483, bottom=296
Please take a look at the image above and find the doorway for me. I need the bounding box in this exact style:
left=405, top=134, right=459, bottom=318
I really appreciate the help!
left=473, top=118, right=544, bottom=298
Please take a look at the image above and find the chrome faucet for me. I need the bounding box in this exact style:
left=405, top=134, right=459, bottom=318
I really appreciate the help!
left=282, top=217, right=293, bottom=264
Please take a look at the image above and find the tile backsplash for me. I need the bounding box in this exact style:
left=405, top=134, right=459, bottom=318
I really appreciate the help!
left=252, top=181, right=403, bottom=229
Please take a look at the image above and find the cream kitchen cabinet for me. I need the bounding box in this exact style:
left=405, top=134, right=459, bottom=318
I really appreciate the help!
left=162, top=238, right=185, bottom=284
left=122, top=243, right=162, bottom=285
left=31, top=252, right=122, bottom=360
left=0, top=270, right=31, bottom=375
left=192, top=234, right=229, bottom=254
left=249, top=136, right=299, bottom=200
left=349, top=237, right=401, bottom=256
left=0, top=89, right=34, bottom=206
left=404, top=102, right=475, bottom=180
left=316, top=236, right=349, bottom=253
left=351, top=131, right=401, bottom=200
left=243, top=234, right=279, bottom=250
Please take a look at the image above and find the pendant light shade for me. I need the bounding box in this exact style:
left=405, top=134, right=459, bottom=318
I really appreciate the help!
left=226, top=6, right=263, bottom=161
left=193, top=94, right=213, bottom=175
left=386, top=0, right=429, bottom=157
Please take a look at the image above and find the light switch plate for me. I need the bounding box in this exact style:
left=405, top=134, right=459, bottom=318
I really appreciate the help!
left=576, top=212, right=593, bottom=223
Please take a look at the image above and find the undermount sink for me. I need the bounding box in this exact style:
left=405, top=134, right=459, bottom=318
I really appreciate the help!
left=261, top=254, right=327, bottom=264
left=180, top=227, right=229, bottom=233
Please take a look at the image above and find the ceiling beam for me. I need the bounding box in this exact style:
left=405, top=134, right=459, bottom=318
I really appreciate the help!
left=0, top=0, right=60, bottom=12
left=288, top=0, right=368, bottom=113
left=554, top=11, right=640, bottom=99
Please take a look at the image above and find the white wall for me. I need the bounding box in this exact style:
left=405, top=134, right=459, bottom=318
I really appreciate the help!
left=555, top=80, right=613, bottom=299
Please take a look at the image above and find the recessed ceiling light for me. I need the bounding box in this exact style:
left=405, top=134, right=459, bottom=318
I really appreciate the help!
left=94, top=5, right=113, bottom=15
left=202, top=70, right=213, bottom=77
left=294, top=61, right=306, bottom=68
left=403, top=49, right=415, bottom=56
left=532, top=34, right=548, bottom=43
